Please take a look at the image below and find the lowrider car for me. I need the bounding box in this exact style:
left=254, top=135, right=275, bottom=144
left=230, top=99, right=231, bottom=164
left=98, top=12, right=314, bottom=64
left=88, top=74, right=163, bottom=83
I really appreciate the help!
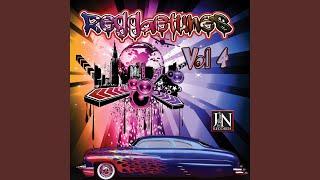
left=77, top=136, right=247, bottom=179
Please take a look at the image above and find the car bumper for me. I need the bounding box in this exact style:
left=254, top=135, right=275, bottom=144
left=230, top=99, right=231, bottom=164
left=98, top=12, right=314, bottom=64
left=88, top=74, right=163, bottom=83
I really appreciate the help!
left=77, top=164, right=94, bottom=177
left=233, top=166, right=248, bottom=175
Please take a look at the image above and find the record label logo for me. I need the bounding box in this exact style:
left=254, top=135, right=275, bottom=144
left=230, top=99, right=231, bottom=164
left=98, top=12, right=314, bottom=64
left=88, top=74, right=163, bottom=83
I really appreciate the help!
left=211, top=110, right=234, bottom=132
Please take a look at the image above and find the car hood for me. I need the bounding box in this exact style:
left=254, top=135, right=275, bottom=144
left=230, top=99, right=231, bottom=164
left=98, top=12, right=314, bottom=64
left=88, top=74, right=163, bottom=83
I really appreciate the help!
left=209, top=148, right=236, bottom=155
left=207, top=148, right=240, bottom=164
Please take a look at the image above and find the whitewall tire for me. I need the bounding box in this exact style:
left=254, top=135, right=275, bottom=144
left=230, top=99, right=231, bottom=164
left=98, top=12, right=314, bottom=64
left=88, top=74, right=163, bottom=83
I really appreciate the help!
left=96, top=163, right=116, bottom=180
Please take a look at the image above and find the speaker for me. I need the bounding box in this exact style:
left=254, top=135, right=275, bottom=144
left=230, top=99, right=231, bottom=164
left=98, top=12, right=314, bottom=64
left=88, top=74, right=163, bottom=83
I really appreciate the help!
left=130, top=91, right=150, bottom=108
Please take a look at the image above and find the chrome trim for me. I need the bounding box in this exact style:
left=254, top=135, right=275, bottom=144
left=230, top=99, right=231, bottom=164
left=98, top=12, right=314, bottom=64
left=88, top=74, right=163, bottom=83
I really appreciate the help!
left=77, top=164, right=94, bottom=170
left=233, top=166, right=248, bottom=175
left=179, top=162, right=233, bottom=167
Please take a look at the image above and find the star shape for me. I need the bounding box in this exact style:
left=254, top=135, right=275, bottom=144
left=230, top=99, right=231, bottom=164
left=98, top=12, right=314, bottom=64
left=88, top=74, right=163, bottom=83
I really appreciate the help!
left=172, top=86, right=178, bottom=91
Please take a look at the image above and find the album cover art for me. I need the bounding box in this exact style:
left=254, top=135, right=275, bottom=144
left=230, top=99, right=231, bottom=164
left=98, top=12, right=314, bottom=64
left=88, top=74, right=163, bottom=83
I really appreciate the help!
left=70, top=0, right=249, bottom=179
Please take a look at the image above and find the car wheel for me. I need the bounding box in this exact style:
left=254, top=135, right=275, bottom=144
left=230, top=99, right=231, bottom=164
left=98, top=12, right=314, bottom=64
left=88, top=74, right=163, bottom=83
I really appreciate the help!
left=96, top=163, right=116, bottom=180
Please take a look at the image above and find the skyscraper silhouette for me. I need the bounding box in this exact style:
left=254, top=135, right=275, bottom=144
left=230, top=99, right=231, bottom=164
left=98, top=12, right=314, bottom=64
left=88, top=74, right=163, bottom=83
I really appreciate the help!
left=110, top=42, right=119, bottom=85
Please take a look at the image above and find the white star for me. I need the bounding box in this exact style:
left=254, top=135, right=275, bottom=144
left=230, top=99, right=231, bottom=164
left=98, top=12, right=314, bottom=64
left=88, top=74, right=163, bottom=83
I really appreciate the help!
left=196, top=73, right=201, bottom=77
left=172, top=86, right=177, bottom=91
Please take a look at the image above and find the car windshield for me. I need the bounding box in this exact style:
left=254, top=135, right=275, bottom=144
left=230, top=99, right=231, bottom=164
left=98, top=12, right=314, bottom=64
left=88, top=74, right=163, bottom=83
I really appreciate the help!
left=174, top=140, right=193, bottom=148
left=135, top=140, right=172, bottom=148
left=131, top=137, right=214, bottom=149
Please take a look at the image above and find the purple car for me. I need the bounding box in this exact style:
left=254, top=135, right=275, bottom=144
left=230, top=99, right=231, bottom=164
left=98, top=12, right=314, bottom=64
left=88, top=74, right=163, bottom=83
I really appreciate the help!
left=77, top=136, right=247, bottom=179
